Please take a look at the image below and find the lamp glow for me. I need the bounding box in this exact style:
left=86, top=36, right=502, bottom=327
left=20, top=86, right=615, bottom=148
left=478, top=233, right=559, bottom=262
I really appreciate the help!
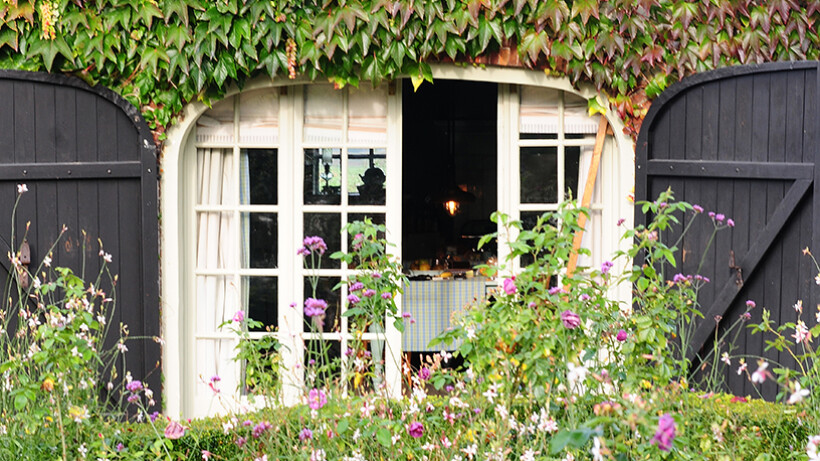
left=444, top=200, right=460, bottom=215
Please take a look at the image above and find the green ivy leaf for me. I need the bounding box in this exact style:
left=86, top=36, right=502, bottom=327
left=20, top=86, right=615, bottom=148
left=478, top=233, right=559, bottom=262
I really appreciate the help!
left=376, top=427, right=392, bottom=448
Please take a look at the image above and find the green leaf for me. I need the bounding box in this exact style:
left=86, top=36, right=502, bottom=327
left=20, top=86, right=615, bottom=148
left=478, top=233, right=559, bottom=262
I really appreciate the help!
left=14, top=393, right=28, bottom=411
left=337, top=418, right=349, bottom=434
left=376, top=427, right=392, bottom=448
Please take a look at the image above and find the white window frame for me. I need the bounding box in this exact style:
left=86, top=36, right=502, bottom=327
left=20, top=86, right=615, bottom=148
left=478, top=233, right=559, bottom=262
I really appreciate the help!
left=161, top=67, right=634, bottom=418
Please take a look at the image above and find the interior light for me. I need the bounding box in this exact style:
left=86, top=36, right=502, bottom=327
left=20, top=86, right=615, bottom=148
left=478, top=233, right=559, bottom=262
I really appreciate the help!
left=444, top=200, right=460, bottom=216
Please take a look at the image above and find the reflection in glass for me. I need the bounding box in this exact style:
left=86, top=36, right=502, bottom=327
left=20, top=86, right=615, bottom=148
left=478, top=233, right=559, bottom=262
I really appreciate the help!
left=347, top=213, right=386, bottom=269
left=304, top=340, right=341, bottom=386
left=241, top=149, right=277, bottom=205
left=565, top=147, right=580, bottom=201
left=245, top=276, right=278, bottom=332
left=348, top=148, right=387, bottom=205
left=303, top=276, right=342, bottom=333
left=304, top=213, right=341, bottom=269
left=304, top=149, right=342, bottom=205
left=242, top=213, right=277, bottom=268
left=520, top=147, right=558, bottom=203
left=519, top=211, right=558, bottom=269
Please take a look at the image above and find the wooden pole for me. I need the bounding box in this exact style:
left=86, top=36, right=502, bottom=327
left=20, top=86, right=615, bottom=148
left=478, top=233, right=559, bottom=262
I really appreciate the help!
left=565, top=115, right=609, bottom=279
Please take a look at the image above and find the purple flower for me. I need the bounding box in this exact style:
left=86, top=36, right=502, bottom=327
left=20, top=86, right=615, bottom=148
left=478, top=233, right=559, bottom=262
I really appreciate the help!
left=528, top=302, right=537, bottom=308
left=164, top=420, right=187, bottom=440
left=727, top=218, right=735, bottom=227
left=745, top=300, right=756, bottom=309
left=116, top=443, right=124, bottom=452
left=693, top=204, right=704, bottom=213
left=304, top=298, right=328, bottom=318
left=502, top=278, right=516, bottom=295
left=347, top=294, right=361, bottom=305
left=126, top=380, right=143, bottom=393
left=418, top=367, right=431, bottom=381
left=601, top=260, right=614, bottom=275
left=616, top=218, right=626, bottom=226
left=297, top=247, right=310, bottom=256
left=407, top=422, right=424, bottom=438
left=616, top=329, right=628, bottom=342
left=715, top=213, right=725, bottom=222
left=651, top=414, right=676, bottom=451
left=252, top=421, right=272, bottom=438
left=579, top=294, right=590, bottom=302
left=381, top=292, right=392, bottom=300
left=235, top=436, right=247, bottom=448
left=402, top=312, right=412, bottom=318
left=350, top=281, right=365, bottom=292
left=149, top=411, right=159, bottom=422
left=232, top=310, right=245, bottom=323
left=560, top=310, right=581, bottom=329
left=708, top=211, right=716, bottom=219
left=740, top=312, right=751, bottom=320
left=548, top=286, right=563, bottom=295
left=363, top=289, right=376, bottom=298
left=672, top=273, right=688, bottom=284
left=127, top=394, right=139, bottom=403
left=299, top=428, right=313, bottom=441
left=303, top=236, right=327, bottom=255
left=352, top=233, right=364, bottom=250
left=371, top=272, right=382, bottom=279
left=308, top=388, right=327, bottom=410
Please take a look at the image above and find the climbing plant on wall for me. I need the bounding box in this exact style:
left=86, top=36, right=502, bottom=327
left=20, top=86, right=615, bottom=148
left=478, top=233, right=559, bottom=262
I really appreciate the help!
left=2, top=0, right=819, bottom=139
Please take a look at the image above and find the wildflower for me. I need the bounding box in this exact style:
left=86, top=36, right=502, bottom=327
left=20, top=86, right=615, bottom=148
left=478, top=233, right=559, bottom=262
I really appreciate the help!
left=17, top=184, right=28, bottom=194
left=252, top=421, right=272, bottom=438
left=720, top=352, right=731, bottom=366
left=407, top=421, right=424, bottom=438
left=381, top=292, right=392, bottom=300
left=78, top=443, right=88, bottom=458
left=462, top=443, right=478, bottom=459
left=807, top=435, right=820, bottom=461
left=793, top=320, right=810, bottom=343
left=520, top=450, right=537, bottom=461
left=502, top=278, right=516, bottom=295
left=788, top=382, right=811, bottom=405
left=616, top=217, right=626, bottom=226
left=201, top=450, right=212, bottom=460
left=232, top=310, right=245, bottom=323
left=561, top=310, right=581, bottom=329
left=43, top=255, right=51, bottom=267
left=371, top=272, right=382, bottom=279
left=601, top=260, right=614, bottom=275
left=302, top=236, right=327, bottom=255
left=794, top=300, right=804, bottom=313
left=419, top=367, right=431, bottom=381
left=549, top=286, right=563, bottom=295
left=304, top=298, right=328, bottom=318
left=164, top=420, right=187, bottom=439
left=235, top=436, right=247, bottom=448
left=591, top=437, right=606, bottom=461
left=651, top=414, right=676, bottom=451
left=693, top=204, right=704, bottom=213
left=299, top=428, right=313, bottom=441
left=255, top=456, right=268, bottom=461
left=616, top=329, right=628, bottom=342
left=440, top=350, right=452, bottom=363
left=740, top=312, right=751, bottom=320
left=149, top=411, right=159, bottom=422
left=816, top=273, right=820, bottom=285
left=737, top=359, right=747, bottom=375
left=308, top=388, right=327, bottom=410
left=117, top=342, right=128, bottom=353
left=751, top=360, right=769, bottom=383
left=727, top=218, right=735, bottom=227
left=350, top=281, right=364, bottom=291
left=715, top=213, right=725, bottom=222
left=363, top=289, right=376, bottom=297
left=347, top=294, right=360, bottom=305
left=483, top=383, right=501, bottom=403
left=127, top=394, right=140, bottom=403
left=730, top=396, right=747, bottom=403
left=126, top=380, right=143, bottom=393
left=708, top=211, right=716, bottom=218
left=103, top=252, right=113, bottom=263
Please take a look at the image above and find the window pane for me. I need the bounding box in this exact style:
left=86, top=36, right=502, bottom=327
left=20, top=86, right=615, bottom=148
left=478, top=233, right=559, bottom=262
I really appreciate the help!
left=303, top=276, right=342, bottom=333
left=519, top=86, right=559, bottom=138
left=304, top=148, right=342, bottom=205
left=564, top=92, right=600, bottom=135
left=348, top=86, right=387, bottom=144
left=304, top=85, right=343, bottom=143
left=348, top=213, right=386, bottom=269
left=304, top=213, right=341, bottom=269
left=195, top=275, right=239, bottom=331
left=348, top=148, right=387, bottom=205
left=241, top=149, right=278, bottom=205
left=519, top=211, right=557, bottom=269
left=304, top=340, right=341, bottom=387
left=197, top=149, right=233, bottom=206
left=239, top=88, right=279, bottom=144
left=196, top=97, right=234, bottom=144
left=520, top=147, right=557, bottom=203
left=245, top=276, right=278, bottom=332
left=565, top=147, right=580, bottom=201
left=196, top=212, right=235, bottom=269
left=242, top=213, right=277, bottom=268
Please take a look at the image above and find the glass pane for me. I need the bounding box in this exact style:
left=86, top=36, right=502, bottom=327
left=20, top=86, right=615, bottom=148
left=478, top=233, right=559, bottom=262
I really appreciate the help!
left=242, top=213, right=277, bottom=268
left=196, top=212, right=235, bottom=269
left=303, top=276, right=342, bottom=333
left=245, top=276, right=278, bottom=332
left=520, top=147, right=558, bottom=203
left=519, top=86, right=559, bottom=138
left=348, top=213, right=386, bottom=269
left=196, top=96, right=234, bottom=144
left=197, top=149, right=233, bottom=206
left=304, top=340, right=341, bottom=387
left=240, top=149, right=278, bottom=205
left=304, top=213, right=341, bottom=269
left=564, top=92, right=600, bottom=135
left=348, top=148, right=387, bottom=205
left=565, top=147, right=581, bottom=201
left=304, top=85, right=343, bottom=143
left=239, top=88, right=279, bottom=144
left=304, top=148, right=342, bottom=205
left=519, top=211, right=557, bottom=269
left=195, top=275, right=239, bottom=331
left=348, top=86, right=387, bottom=144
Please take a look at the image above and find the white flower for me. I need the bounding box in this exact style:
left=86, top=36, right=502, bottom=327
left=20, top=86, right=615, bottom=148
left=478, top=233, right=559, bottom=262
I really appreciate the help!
left=563, top=453, right=576, bottom=461
left=103, top=252, right=113, bottom=263
left=360, top=400, right=375, bottom=418
left=117, top=342, right=128, bottom=353
left=737, top=359, right=747, bottom=376
left=720, top=352, right=731, bottom=366
left=816, top=273, right=820, bottom=285
left=794, top=300, right=804, bottom=313
left=751, top=360, right=768, bottom=384
left=310, top=449, right=326, bottom=461
left=807, top=435, right=820, bottom=461
left=17, top=184, right=27, bottom=194
left=495, top=404, right=509, bottom=421
left=519, top=450, right=536, bottom=461
left=43, top=255, right=51, bottom=267
left=353, top=428, right=361, bottom=441
left=483, top=383, right=501, bottom=403
left=462, top=443, right=477, bottom=459
left=78, top=443, right=88, bottom=459
left=255, top=456, right=268, bottom=461
left=342, top=451, right=366, bottom=461
left=440, top=350, right=452, bottom=363
left=788, top=382, right=811, bottom=405
left=465, top=326, right=477, bottom=340
left=591, top=437, right=605, bottom=461
left=793, top=320, right=810, bottom=343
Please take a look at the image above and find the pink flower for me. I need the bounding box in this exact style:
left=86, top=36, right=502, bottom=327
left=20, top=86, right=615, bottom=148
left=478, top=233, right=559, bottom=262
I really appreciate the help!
left=349, top=281, right=365, bottom=291
left=616, top=329, right=628, bottom=342
left=308, top=388, right=327, bottom=410
left=381, top=292, right=392, bottom=300
left=201, top=450, right=212, bottom=460
left=232, top=310, right=245, bottom=323
left=418, top=367, right=431, bottom=381
left=560, top=310, right=581, bottom=329
left=651, top=414, right=676, bottom=451
left=745, top=300, right=756, bottom=309
left=600, top=260, right=613, bottom=275
left=693, top=204, right=704, bottom=213
left=363, top=289, right=376, bottom=298
left=164, top=420, right=187, bottom=440
left=502, top=278, right=516, bottom=295
left=751, top=361, right=769, bottom=383
left=304, top=298, right=328, bottom=318
left=407, top=421, right=424, bottom=438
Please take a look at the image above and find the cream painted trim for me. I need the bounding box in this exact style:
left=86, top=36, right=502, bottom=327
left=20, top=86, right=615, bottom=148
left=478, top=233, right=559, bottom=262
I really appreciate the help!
left=161, top=65, right=635, bottom=418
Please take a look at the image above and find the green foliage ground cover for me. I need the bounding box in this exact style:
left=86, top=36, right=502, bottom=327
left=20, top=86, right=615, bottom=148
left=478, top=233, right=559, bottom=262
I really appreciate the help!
left=2, top=1, right=820, bottom=136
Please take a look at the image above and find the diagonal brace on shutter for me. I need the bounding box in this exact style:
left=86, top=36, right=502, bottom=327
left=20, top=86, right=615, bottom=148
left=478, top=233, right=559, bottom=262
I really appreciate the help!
left=686, top=177, right=813, bottom=362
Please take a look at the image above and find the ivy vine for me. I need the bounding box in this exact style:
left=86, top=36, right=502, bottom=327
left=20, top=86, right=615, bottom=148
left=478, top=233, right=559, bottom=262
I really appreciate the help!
left=1, top=0, right=819, bottom=139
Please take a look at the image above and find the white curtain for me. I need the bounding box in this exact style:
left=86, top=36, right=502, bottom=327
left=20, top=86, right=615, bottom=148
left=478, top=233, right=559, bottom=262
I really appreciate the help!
left=196, top=148, right=238, bottom=394
left=576, top=135, right=614, bottom=270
